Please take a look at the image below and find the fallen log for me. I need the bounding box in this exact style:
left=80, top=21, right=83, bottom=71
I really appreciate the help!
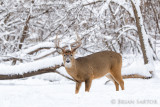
left=122, top=74, right=152, bottom=79
left=0, top=65, right=75, bottom=82
left=0, top=65, right=60, bottom=80
left=105, top=73, right=152, bottom=85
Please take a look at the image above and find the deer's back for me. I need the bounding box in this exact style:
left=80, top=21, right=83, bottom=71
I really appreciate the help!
left=76, top=51, right=122, bottom=79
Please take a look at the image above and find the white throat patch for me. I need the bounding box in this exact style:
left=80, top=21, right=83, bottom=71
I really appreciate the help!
left=65, top=62, right=72, bottom=68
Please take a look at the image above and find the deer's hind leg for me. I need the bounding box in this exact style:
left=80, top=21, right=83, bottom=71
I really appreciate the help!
left=106, top=73, right=119, bottom=91
left=109, top=71, right=124, bottom=90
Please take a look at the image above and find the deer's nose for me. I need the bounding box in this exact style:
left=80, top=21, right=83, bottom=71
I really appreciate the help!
left=66, top=60, right=70, bottom=63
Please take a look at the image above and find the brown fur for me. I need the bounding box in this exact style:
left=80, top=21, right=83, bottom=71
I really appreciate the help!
left=61, top=50, right=124, bottom=94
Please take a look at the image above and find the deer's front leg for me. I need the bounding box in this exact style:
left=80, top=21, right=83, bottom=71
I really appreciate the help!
left=75, top=82, right=82, bottom=94
left=85, top=78, right=92, bottom=92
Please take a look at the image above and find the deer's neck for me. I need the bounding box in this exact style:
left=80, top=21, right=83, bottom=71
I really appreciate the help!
left=65, top=59, right=83, bottom=82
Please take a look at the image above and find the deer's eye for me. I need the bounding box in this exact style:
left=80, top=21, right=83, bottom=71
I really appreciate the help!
left=64, top=55, right=66, bottom=56
left=71, top=55, right=72, bottom=56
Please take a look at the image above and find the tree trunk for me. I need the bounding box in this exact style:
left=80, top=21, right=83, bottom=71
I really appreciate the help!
left=130, top=0, right=149, bottom=64
left=19, top=15, right=31, bottom=50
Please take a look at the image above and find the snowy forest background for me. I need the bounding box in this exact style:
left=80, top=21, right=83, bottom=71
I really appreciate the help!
left=0, top=0, right=160, bottom=106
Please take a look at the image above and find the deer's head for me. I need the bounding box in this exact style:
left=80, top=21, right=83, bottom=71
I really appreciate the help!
left=55, top=33, right=81, bottom=68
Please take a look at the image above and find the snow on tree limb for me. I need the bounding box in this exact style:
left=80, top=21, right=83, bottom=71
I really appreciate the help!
left=99, top=0, right=111, bottom=16
left=0, top=65, right=60, bottom=80
left=0, top=56, right=63, bottom=75
left=82, top=0, right=134, bottom=18
left=116, top=25, right=137, bottom=33
left=0, top=55, right=77, bottom=81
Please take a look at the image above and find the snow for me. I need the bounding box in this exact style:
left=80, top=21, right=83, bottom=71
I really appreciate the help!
left=122, top=53, right=158, bottom=77
left=0, top=53, right=154, bottom=77
left=0, top=56, right=63, bottom=75
left=0, top=53, right=159, bottom=107
left=122, top=60, right=152, bottom=77
left=0, top=42, right=56, bottom=62
left=22, top=42, right=54, bottom=54
left=0, top=72, right=160, bottom=107
left=116, top=25, right=137, bottom=32
left=33, top=48, right=55, bottom=60
left=113, top=5, right=120, bottom=16
left=0, top=0, right=159, bottom=106
left=111, top=0, right=134, bottom=18
left=99, top=0, right=111, bottom=16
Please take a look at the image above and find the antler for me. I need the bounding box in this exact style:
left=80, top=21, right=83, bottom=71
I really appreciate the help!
left=71, top=32, right=82, bottom=52
left=55, top=34, right=65, bottom=53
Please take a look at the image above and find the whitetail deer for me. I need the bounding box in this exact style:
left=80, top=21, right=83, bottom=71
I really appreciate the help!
left=55, top=34, right=124, bottom=94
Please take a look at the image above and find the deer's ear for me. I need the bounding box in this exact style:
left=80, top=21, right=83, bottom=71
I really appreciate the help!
left=71, top=48, right=76, bottom=53
left=71, top=49, right=77, bottom=55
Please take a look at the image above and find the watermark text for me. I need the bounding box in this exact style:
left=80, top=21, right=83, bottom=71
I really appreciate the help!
left=111, top=99, right=158, bottom=105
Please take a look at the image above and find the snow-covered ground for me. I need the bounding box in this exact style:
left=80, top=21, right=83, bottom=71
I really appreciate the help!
left=0, top=71, right=160, bottom=107
left=0, top=54, right=160, bottom=107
